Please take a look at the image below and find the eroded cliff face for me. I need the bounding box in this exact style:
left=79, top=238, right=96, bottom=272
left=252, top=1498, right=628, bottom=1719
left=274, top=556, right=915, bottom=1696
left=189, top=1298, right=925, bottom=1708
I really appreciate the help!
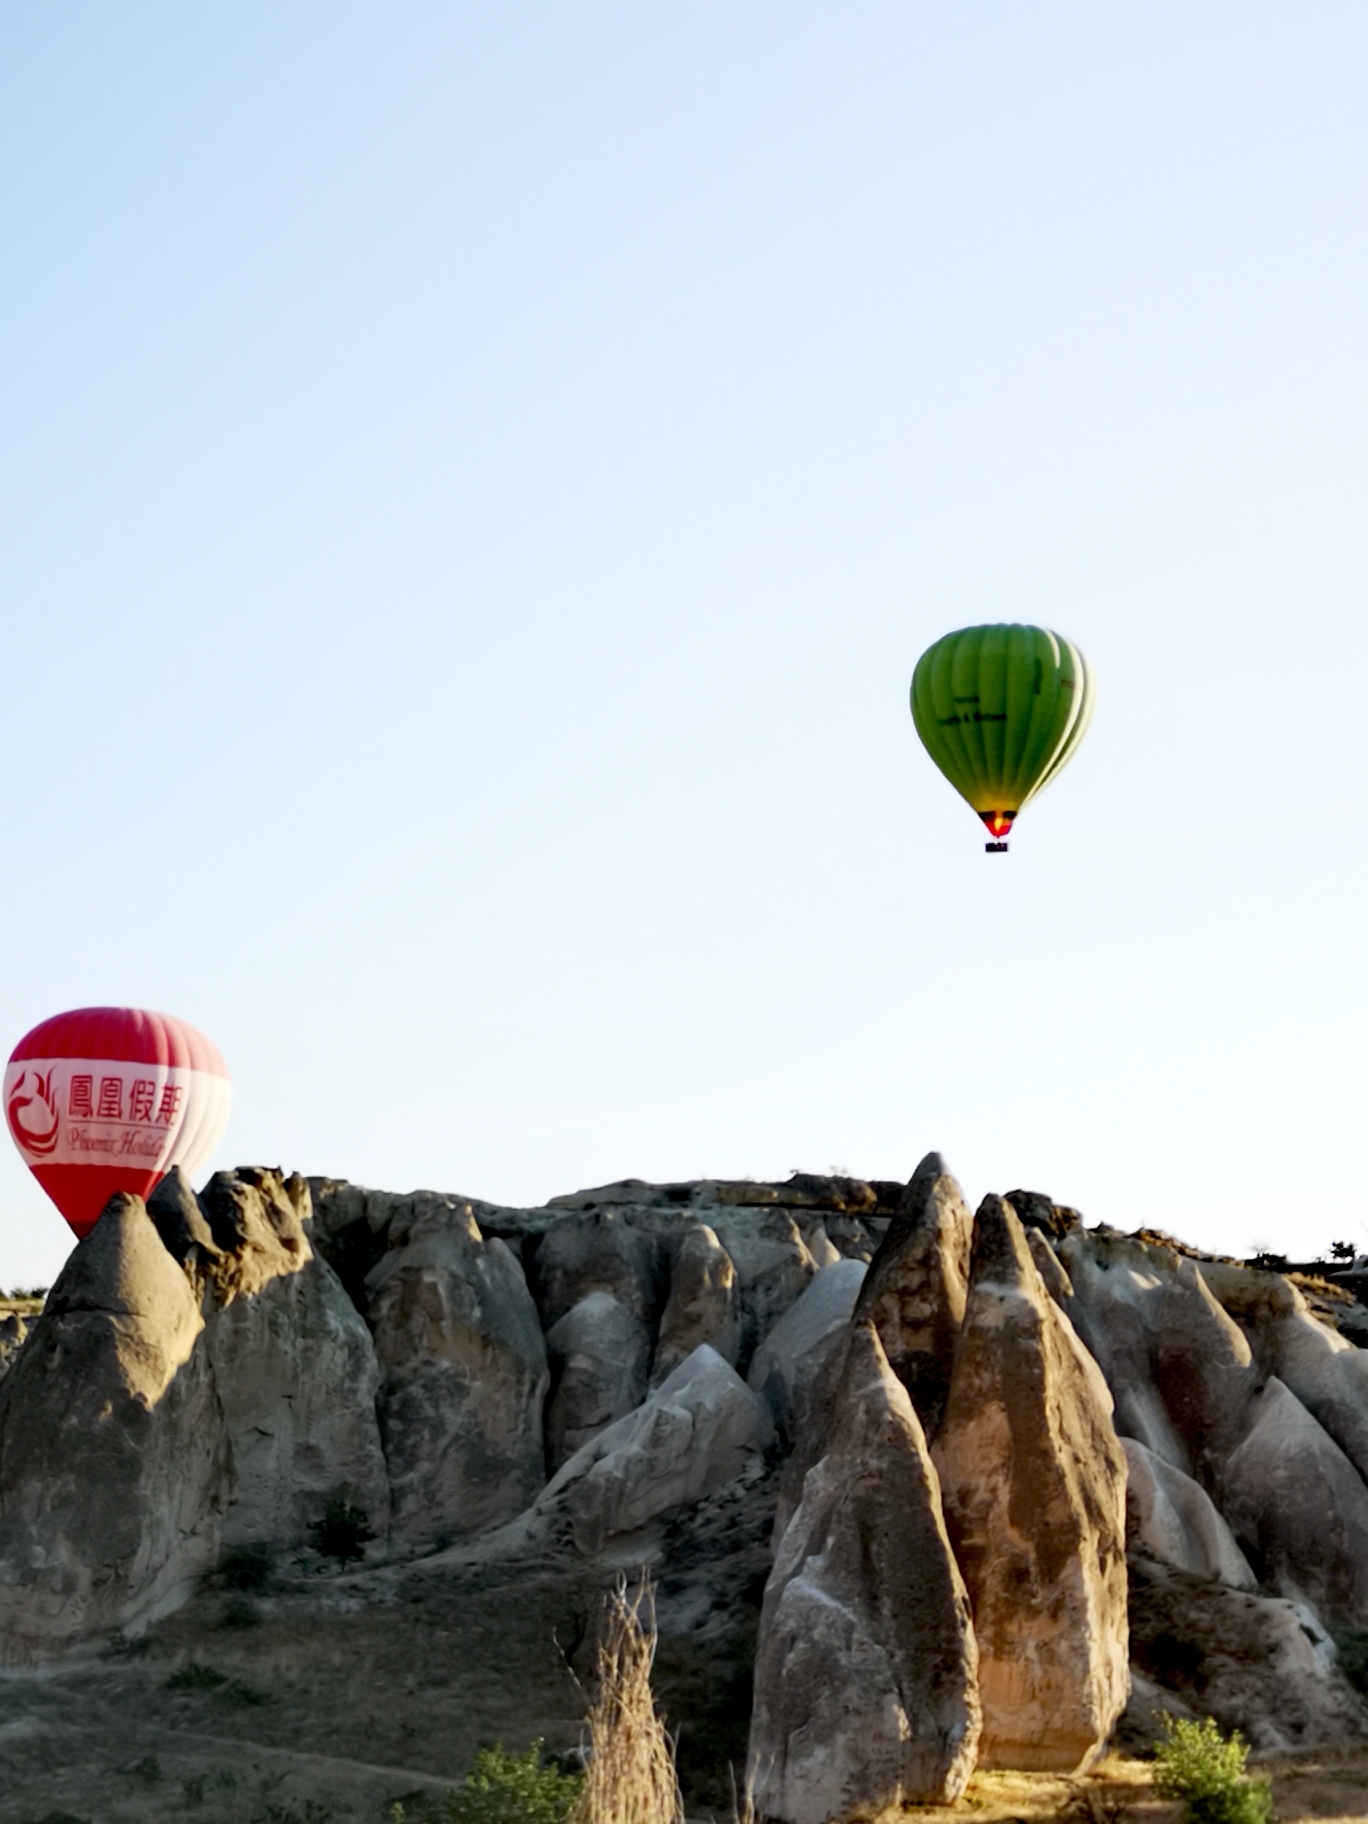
left=0, top=1156, right=1366, bottom=1806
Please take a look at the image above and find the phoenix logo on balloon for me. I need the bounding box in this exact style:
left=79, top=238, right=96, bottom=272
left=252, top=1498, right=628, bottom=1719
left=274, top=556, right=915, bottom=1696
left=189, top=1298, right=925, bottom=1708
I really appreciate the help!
left=6, top=1069, right=60, bottom=1156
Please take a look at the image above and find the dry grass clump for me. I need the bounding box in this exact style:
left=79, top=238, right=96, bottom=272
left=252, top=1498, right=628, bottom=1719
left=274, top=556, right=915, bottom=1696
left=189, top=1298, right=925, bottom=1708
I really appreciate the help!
left=572, top=1577, right=683, bottom=1824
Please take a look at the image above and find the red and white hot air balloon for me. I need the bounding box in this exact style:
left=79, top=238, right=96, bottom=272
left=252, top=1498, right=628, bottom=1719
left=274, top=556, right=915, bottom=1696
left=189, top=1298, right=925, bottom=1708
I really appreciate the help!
left=5, top=1007, right=232, bottom=1239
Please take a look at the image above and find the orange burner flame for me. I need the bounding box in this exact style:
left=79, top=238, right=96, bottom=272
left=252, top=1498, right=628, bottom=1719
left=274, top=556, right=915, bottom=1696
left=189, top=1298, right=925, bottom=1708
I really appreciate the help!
left=978, top=810, right=1016, bottom=838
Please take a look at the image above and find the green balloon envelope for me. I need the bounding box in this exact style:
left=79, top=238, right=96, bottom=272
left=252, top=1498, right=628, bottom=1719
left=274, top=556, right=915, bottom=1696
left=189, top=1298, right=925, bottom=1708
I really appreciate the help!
left=910, top=624, right=1094, bottom=842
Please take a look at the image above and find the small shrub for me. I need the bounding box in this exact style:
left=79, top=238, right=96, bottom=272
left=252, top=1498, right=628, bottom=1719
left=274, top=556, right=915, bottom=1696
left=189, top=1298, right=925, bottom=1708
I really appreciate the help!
left=391, top=1748, right=581, bottom=1824
left=219, top=1592, right=263, bottom=1628
left=183, top=1774, right=206, bottom=1806
left=100, top=1629, right=150, bottom=1660
left=129, top=1754, right=161, bottom=1784
left=1153, top=1714, right=1275, bottom=1824
left=222, top=1675, right=270, bottom=1707
left=307, top=1496, right=375, bottom=1569
left=444, top=1744, right=582, bottom=1824
left=165, top=1663, right=229, bottom=1691
left=220, top=1543, right=273, bottom=1592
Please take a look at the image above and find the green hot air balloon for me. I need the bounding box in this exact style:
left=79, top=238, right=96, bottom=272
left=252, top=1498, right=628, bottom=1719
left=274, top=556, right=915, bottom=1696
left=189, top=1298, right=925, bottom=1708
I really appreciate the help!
left=911, top=624, right=1094, bottom=851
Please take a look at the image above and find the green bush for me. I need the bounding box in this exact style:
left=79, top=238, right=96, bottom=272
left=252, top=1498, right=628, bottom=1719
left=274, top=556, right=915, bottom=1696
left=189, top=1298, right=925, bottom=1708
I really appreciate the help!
left=392, top=1743, right=581, bottom=1824
left=1153, top=1714, right=1275, bottom=1824
left=307, top=1496, right=375, bottom=1569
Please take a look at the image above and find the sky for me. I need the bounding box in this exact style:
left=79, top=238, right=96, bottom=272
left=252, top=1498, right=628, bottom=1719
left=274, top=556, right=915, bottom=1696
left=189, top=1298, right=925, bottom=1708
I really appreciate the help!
left=1, top=3, right=1366, bottom=1286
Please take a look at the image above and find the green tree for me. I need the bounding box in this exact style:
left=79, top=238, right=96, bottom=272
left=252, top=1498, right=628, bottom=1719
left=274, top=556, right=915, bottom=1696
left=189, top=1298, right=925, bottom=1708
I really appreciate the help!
left=306, top=1497, right=374, bottom=1570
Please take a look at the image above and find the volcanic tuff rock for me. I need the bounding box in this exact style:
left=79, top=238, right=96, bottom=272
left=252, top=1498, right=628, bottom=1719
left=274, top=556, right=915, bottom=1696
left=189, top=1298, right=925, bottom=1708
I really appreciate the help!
left=148, top=1167, right=392, bottom=1549
left=1120, top=1437, right=1256, bottom=1590
left=769, top=1151, right=973, bottom=1541
left=1125, top=1554, right=1368, bottom=1752
left=649, top=1221, right=741, bottom=1383
left=853, top=1150, right=973, bottom=1436
left=0, top=1193, right=229, bottom=1652
left=1203, top=1257, right=1368, bottom=1486
left=704, top=1209, right=818, bottom=1366
left=747, top=1257, right=867, bottom=1438
left=1026, top=1226, right=1075, bottom=1305
left=537, top=1343, right=773, bottom=1555
left=748, top=1322, right=980, bottom=1822
left=1150, top=1257, right=1258, bottom=1496
left=1057, top=1229, right=1211, bottom=1478
left=4, top=1150, right=1368, bottom=1793
left=544, top=1291, right=652, bottom=1472
left=530, top=1208, right=663, bottom=1332
left=933, top=1194, right=1129, bottom=1773
left=205, top=1251, right=389, bottom=1547
left=366, top=1199, right=548, bottom=1543
left=0, top=1313, right=27, bottom=1379
left=1221, top=1376, right=1368, bottom=1628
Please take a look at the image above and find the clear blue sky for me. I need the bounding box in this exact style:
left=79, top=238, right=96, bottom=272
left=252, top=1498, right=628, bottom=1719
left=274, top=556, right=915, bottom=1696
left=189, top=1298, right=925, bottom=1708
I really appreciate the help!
left=2, top=4, right=1365, bottom=1285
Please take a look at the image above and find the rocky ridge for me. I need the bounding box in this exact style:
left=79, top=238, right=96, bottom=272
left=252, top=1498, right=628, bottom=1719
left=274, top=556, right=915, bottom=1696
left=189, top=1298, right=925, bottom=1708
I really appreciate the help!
left=0, top=1158, right=1365, bottom=1816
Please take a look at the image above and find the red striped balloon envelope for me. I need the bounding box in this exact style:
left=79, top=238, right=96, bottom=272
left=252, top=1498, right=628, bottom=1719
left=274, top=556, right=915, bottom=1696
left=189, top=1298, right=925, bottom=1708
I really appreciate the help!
left=5, top=1007, right=232, bottom=1239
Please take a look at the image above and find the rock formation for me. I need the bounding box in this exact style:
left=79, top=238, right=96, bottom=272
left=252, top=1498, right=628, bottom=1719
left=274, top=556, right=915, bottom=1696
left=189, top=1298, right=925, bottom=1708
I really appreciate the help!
left=0, top=1149, right=1366, bottom=1797
left=366, top=1198, right=548, bottom=1543
left=1204, top=1258, right=1368, bottom=1486
left=538, top=1343, right=773, bottom=1554
left=1120, top=1437, right=1256, bottom=1590
left=852, top=1150, right=972, bottom=1434
left=544, top=1290, right=652, bottom=1470
left=1126, top=1554, right=1367, bottom=1752
left=748, top=1323, right=980, bottom=1822
left=650, top=1222, right=740, bottom=1383
left=933, top=1195, right=1129, bottom=1772
left=530, top=1208, right=662, bottom=1331
left=705, top=1209, right=818, bottom=1364
left=1150, top=1258, right=1258, bottom=1495
left=0, top=1313, right=28, bottom=1379
left=1221, top=1376, right=1368, bottom=1627
left=766, top=1153, right=970, bottom=1547
left=747, top=1258, right=866, bottom=1437
left=1056, top=1228, right=1197, bottom=1474
left=144, top=1167, right=393, bottom=1549
left=206, top=1261, right=389, bottom=1548
left=0, top=1194, right=229, bottom=1652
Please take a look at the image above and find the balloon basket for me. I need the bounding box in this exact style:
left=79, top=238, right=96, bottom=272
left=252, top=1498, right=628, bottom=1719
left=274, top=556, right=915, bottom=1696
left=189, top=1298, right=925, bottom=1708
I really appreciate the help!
left=984, top=841, right=1009, bottom=853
